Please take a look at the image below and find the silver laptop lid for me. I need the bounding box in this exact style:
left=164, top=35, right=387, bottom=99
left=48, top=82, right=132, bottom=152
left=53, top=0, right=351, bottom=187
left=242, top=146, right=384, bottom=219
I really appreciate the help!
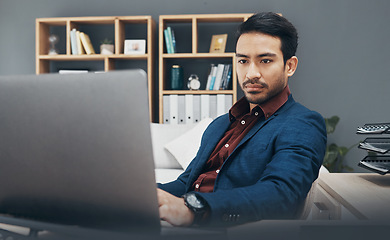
left=0, top=70, right=160, bottom=234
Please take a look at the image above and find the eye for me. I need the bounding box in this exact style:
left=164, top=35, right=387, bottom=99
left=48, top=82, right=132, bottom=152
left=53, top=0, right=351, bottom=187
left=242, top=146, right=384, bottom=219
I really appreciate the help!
left=238, top=59, right=247, bottom=64
left=261, top=59, right=272, bottom=64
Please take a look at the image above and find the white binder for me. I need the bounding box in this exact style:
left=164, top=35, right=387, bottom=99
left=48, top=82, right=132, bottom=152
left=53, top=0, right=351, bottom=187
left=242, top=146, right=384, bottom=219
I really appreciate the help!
left=193, top=95, right=201, bottom=123
left=178, top=95, right=186, bottom=124
left=225, top=94, right=233, bottom=112
left=217, top=94, right=226, bottom=117
left=163, top=95, right=170, bottom=124
left=185, top=95, right=194, bottom=123
left=201, top=94, right=210, bottom=120
left=169, top=94, right=178, bottom=124
left=209, top=95, right=217, bottom=119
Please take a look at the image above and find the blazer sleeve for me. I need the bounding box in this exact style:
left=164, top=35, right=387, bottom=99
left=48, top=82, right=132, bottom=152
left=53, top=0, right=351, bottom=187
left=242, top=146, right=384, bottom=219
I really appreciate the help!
left=157, top=160, right=194, bottom=197
left=195, top=110, right=327, bottom=226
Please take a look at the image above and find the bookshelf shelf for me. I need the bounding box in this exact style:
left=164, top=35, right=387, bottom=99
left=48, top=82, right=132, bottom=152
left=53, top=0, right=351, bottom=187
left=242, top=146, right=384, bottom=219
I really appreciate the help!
left=158, top=13, right=252, bottom=123
left=162, top=90, right=235, bottom=95
left=162, top=53, right=235, bottom=58
left=38, top=54, right=149, bottom=61
left=38, top=55, right=106, bottom=60
left=36, top=15, right=156, bottom=121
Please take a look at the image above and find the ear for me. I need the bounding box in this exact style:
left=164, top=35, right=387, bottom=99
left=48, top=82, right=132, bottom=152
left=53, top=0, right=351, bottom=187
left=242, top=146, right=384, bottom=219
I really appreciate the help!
left=285, top=56, right=298, bottom=77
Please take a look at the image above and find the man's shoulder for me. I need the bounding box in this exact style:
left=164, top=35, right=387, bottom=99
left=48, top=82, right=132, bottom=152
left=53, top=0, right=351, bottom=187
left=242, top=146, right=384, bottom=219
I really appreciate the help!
left=274, top=97, right=326, bottom=132
left=208, top=113, right=230, bottom=126
left=279, top=96, right=322, bottom=118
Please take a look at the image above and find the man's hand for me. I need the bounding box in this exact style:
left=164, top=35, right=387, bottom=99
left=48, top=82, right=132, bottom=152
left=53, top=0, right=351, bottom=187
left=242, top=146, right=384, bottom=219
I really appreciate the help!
left=157, top=188, right=194, bottom=227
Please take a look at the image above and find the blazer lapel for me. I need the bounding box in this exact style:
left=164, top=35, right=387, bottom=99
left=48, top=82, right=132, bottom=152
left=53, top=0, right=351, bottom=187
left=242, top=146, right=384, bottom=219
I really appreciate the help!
left=236, top=115, right=275, bottom=150
left=230, top=95, right=296, bottom=156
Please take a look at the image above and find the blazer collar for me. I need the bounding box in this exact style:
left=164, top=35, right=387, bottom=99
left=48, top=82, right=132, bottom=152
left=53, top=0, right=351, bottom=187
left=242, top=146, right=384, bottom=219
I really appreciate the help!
left=229, top=86, right=291, bottom=121
left=233, top=95, right=296, bottom=152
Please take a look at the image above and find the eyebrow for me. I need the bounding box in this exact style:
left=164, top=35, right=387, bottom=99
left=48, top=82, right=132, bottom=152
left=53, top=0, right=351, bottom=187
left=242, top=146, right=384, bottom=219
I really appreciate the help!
left=235, top=53, right=277, bottom=58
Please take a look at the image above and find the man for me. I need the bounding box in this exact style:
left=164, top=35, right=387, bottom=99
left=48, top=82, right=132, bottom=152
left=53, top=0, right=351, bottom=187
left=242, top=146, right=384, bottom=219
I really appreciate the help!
left=158, top=12, right=327, bottom=227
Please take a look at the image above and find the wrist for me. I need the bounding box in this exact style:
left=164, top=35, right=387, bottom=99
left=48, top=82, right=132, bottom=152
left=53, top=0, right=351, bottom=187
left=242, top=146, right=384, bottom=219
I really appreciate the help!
left=182, top=192, right=209, bottom=225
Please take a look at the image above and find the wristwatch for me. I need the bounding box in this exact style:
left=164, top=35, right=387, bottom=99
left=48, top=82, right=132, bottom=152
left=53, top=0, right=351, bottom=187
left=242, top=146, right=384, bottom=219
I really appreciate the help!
left=183, top=192, right=208, bottom=224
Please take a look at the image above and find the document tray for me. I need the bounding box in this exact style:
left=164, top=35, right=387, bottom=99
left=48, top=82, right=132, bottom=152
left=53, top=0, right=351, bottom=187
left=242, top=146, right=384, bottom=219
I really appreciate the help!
left=358, top=156, right=390, bottom=175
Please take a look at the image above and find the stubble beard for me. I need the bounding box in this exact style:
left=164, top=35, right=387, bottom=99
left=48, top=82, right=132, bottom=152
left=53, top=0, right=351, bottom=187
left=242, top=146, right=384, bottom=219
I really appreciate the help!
left=242, top=75, right=286, bottom=105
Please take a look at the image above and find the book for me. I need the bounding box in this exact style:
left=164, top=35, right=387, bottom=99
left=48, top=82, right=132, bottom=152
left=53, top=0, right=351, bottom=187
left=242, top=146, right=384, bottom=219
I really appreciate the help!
left=167, top=27, right=175, bottom=53
left=213, top=64, right=225, bottom=90
left=170, top=27, right=176, bottom=53
left=164, top=29, right=173, bottom=54
left=358, top=156, right=390, bottom=175
left=207, top=65, right=218, bottom=90
left=76, top=31, right=85, bottom=55
left=70, top=28, right=78, bottom=55
left=220, top=64, right=232, bottom=90
left=205, top=64, right=215, bottom=90
left=79, top=32, right=95, bottom=55
left=223, top=65, right=232, bottom=90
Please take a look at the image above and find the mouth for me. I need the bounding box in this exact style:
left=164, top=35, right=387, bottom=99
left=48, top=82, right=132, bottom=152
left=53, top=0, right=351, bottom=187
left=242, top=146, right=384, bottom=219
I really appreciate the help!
left=244, top=83, right=265, bottom=93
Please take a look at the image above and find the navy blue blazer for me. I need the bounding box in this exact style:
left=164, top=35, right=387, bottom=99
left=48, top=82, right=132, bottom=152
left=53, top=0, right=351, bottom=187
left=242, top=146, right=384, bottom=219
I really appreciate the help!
left=158, top=95, right=327, bottom=226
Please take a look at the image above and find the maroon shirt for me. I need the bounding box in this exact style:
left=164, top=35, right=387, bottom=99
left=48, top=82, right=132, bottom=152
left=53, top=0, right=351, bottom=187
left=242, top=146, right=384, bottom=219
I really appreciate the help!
left=192, top=86, right=291, bottom=193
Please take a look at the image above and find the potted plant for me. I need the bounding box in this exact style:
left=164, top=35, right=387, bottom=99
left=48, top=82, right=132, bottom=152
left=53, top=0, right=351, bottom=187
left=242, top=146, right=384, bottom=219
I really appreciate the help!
left=323, top=116, right=357, bottom=172
left=100, top=38, right=114, bottom=55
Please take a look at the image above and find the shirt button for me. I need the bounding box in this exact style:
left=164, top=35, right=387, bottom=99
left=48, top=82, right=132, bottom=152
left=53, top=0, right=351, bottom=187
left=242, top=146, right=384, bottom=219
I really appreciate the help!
left=254, top=112, right=259, bottom=116
left=241, top=120, right=245, bottom=125
left=224, top=143, right=229, bottom=148
left=195, top=184, right=200, bottom=189
left=216, top=170, right=220, bottom=174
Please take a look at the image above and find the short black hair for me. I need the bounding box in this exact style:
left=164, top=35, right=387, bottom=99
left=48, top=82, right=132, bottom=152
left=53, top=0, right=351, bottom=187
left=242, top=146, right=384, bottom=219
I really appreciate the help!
left=236, top=12, right=298, bottom=63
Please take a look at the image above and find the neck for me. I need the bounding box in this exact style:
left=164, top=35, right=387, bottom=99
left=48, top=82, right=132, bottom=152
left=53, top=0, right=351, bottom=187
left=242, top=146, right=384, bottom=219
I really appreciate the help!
left=249, top=103, right=258, bottom=111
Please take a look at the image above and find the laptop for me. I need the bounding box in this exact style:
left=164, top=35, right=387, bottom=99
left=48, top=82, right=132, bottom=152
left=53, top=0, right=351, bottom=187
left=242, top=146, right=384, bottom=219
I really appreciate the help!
left=0, top=70, right=161, bottom=237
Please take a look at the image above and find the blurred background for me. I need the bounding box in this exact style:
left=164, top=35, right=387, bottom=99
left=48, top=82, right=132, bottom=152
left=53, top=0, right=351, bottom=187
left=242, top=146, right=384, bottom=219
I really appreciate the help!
left=1, top=0, right=389, bottom=172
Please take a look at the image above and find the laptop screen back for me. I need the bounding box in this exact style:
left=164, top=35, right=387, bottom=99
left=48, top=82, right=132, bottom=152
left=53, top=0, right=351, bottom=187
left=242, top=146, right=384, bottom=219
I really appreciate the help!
left=0, top=70, right=160, bottom=234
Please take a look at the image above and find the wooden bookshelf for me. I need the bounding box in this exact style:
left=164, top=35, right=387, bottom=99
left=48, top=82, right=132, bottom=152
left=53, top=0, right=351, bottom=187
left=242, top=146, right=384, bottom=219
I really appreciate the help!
left=158, top=13, right=253, bottom=123
left=36, top=16, right=156, bottom=121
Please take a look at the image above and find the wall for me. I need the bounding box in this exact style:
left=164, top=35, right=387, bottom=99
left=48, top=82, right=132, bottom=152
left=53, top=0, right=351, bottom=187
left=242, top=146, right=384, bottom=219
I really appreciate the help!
left=1, top=0, right=390, bottom=172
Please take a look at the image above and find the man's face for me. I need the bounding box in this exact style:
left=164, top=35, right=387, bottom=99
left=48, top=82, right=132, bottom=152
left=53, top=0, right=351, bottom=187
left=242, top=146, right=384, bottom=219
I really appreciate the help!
left=236, top=32, right=297, bottom=108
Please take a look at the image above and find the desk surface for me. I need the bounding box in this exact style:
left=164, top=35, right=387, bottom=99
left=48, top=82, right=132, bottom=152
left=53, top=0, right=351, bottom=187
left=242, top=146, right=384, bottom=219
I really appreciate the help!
left=318, top=173, right=390, bottom=220
left=228, top=173, right=390, bottom=240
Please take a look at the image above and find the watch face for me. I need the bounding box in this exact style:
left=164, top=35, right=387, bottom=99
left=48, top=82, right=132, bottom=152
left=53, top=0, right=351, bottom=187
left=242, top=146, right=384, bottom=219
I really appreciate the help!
left=189, top=79, right=201, bottom=90
left=187, top=193, right=204, bottom=209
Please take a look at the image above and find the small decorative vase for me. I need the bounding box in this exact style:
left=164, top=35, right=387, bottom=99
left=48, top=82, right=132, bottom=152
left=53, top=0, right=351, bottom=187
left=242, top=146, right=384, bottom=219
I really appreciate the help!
left=100, top=44, right=114, bottom=55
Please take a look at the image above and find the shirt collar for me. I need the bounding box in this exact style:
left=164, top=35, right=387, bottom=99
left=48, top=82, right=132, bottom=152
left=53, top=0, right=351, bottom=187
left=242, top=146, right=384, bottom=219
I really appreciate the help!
left=229, top=85, right=291, bottom=122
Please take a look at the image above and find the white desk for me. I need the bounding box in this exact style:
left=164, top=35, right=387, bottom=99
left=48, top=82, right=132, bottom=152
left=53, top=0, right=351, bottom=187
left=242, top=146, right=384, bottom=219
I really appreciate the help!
left=317, top=173, right=390, bottom=220
left=228, top=173, right=390, bottom=240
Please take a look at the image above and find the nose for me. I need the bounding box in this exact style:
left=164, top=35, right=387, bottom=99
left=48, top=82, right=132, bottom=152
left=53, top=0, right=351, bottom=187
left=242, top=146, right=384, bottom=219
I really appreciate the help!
left=246, top=63, right=261, bottom=80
